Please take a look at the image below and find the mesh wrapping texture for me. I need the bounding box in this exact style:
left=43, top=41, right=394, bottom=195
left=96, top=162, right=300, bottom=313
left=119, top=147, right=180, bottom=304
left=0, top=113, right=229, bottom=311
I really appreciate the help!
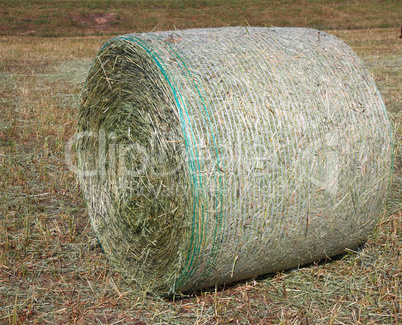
left=77, top=27, right=393, bottom=295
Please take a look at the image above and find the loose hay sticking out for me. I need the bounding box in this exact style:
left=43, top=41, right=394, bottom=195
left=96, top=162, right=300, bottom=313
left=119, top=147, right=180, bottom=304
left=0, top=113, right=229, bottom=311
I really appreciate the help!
left=76, top=27, right=394, bottom=296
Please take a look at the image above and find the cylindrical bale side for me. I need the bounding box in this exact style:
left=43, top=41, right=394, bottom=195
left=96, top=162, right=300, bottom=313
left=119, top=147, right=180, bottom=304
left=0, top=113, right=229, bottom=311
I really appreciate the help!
left=76, top=27, right=393, bottom=295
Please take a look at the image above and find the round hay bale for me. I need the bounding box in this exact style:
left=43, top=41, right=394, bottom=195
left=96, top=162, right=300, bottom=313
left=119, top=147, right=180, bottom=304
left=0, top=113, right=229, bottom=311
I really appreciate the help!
left=76, top=27, right=394, bottom=296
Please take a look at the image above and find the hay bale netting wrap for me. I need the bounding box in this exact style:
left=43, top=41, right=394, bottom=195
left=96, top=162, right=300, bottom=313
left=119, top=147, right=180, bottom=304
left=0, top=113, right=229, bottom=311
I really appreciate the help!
left=77, top=27, right=393, bottom=295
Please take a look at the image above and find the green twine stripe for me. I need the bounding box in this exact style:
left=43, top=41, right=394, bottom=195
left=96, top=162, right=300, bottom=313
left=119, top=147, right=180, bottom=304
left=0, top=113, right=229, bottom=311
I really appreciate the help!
left=151, top=36, right=225, bottom=292
left=116, top=35, right=205, bottom=293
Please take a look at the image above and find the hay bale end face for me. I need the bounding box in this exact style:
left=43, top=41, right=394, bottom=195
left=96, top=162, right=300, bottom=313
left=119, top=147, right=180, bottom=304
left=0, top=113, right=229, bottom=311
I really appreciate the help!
left=76, top=27, right=393, bottom=295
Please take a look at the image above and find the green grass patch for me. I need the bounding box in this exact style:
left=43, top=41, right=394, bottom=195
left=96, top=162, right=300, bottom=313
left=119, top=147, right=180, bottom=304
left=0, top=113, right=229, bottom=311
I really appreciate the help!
left=1, top=0, right=401, bottom=37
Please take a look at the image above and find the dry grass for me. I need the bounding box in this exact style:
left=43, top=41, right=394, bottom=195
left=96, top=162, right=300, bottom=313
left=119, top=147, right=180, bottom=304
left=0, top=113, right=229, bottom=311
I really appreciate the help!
left=0, top=28, right=401, bottom=324
left=76, top=27, right=394, bottom=297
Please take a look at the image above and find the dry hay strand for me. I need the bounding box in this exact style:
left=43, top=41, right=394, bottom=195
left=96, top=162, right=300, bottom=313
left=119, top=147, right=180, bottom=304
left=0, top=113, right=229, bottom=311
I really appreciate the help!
left=76, top=27, right=394, bottom=296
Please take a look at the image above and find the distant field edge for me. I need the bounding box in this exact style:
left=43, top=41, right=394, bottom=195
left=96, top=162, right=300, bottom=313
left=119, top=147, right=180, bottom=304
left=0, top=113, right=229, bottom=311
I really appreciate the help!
left=0, top=0, right=401, bottom=37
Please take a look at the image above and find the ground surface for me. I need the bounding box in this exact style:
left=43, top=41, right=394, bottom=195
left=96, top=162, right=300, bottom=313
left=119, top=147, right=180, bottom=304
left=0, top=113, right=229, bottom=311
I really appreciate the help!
left=0, top=2, right=401, bottom=324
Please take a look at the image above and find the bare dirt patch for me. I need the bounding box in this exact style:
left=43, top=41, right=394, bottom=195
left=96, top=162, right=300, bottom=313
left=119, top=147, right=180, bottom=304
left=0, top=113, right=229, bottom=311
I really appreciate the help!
left=70, top=13, right=118, bottom=30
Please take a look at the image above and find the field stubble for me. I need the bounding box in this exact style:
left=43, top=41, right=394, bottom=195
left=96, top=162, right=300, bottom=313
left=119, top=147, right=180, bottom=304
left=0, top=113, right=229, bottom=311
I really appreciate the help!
left=0, top=28, right=401, bottom=324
